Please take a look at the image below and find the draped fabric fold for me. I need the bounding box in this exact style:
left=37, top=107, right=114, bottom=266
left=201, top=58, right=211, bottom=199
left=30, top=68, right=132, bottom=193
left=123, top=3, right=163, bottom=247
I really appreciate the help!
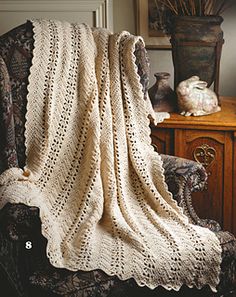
left=0, top=19, right=221, bottom=291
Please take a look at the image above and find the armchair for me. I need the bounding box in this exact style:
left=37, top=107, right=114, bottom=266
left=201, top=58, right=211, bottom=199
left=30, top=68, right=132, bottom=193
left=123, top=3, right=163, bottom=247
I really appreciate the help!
left=0, top=22, right=235, bottom=297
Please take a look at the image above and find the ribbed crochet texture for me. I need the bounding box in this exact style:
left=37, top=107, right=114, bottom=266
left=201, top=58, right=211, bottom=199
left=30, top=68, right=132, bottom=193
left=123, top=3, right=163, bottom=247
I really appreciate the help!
left=0, top=19, right=222, bottom=291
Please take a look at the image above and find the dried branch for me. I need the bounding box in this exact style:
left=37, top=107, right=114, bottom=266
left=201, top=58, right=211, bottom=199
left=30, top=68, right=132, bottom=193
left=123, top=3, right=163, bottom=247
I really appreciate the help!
left=157, top=0, right=233, bottom=16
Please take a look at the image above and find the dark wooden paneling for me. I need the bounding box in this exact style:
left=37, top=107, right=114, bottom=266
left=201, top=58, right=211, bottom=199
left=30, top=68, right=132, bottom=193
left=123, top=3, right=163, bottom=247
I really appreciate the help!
left=151, top=128, right=174, bottom=155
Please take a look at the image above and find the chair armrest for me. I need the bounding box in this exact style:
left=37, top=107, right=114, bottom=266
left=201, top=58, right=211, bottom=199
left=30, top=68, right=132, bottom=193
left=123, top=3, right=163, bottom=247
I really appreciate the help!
left=161, top=154, right=207, bottom=194
left=161, top=154, right=221, bottom=231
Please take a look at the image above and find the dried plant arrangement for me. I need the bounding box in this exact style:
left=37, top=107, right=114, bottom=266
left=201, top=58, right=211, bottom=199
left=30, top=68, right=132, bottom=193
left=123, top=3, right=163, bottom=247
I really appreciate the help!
left=156, top=0, right=233, bottom=16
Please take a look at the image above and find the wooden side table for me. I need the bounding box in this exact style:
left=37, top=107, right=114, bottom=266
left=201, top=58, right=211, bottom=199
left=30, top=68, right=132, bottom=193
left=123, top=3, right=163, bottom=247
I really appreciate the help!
left=151, top=97, right=236, bottom=235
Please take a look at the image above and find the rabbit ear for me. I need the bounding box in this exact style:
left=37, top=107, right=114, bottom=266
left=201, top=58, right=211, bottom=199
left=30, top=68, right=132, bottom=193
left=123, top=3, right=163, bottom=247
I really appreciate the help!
left=188, top=75, right=199, bottom=81
left=194, top=81, right=208, bottom=89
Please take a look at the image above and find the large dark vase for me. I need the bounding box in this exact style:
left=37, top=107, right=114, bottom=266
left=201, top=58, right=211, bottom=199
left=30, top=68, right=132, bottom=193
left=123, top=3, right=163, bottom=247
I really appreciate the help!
left=170, top=16, right=224, bottom=98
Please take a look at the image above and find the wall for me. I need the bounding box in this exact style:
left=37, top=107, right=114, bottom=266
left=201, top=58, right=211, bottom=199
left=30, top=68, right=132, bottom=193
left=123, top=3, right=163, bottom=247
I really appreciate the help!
left=113, top=0, right=236, bottom=97
left=0, top=0, right=113, bottom=35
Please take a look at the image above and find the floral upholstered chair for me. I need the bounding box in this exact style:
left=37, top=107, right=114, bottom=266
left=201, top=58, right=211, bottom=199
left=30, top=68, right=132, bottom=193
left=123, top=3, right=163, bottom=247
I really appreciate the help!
left=0, top=22, right=235, bottom=297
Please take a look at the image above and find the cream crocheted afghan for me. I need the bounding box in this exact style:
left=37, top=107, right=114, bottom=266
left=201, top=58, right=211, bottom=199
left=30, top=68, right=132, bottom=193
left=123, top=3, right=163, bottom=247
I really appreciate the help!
left=0, top=19, right=222, bottom=291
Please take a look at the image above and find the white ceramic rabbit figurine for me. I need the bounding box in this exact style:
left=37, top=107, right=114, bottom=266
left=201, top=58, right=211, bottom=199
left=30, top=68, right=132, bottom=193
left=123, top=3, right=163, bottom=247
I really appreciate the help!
left=176, top=76, right=221, bottom=116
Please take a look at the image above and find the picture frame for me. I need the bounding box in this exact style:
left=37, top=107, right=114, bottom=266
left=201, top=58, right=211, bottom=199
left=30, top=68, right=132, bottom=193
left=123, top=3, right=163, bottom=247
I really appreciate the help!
left=135, top=0, right=171, bottom=49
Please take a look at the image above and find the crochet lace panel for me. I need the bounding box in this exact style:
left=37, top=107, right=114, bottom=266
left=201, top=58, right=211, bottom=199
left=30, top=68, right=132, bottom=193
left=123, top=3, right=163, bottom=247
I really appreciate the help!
left=0, top=20, right=221, bottom=291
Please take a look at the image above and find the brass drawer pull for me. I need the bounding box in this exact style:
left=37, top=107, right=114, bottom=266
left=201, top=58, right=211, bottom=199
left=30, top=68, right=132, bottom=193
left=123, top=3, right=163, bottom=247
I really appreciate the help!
left=193, top=144, right=216, bottom=168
